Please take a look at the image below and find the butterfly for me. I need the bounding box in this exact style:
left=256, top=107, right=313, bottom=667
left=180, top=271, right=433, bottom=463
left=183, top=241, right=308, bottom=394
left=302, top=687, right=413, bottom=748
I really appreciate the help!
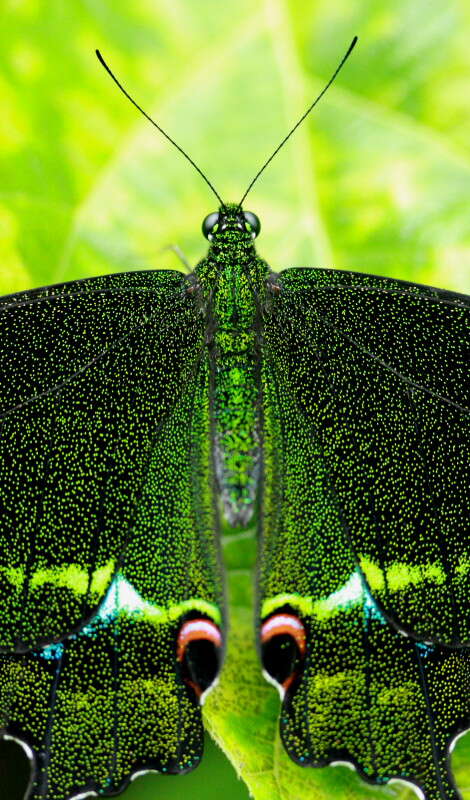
left=0, top=36, right=469, bottom=800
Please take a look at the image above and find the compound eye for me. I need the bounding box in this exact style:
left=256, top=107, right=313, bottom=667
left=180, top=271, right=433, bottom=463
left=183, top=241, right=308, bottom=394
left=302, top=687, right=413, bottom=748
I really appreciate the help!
left=202, top=212, right=220, bottom=240
left=243, top=211, right=261, bottom=238
left=261, top=613, right=306, bottom=691
left=177, top=618, right=223, bottom=698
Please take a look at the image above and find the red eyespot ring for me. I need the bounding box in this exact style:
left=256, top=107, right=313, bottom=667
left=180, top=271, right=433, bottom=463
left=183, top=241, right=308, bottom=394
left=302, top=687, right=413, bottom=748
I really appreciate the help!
left=261, top=613, right=306, bottom=656
left=177, top=619, right=223, bottom=698
left=260, top=613, right=307, bottom=691
left=177, top=619, right=222, bottom=662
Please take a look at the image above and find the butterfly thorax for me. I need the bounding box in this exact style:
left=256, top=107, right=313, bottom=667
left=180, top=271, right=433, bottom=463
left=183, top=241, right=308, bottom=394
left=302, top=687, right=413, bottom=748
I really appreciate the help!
left=195, top=205, right=270, bottom=525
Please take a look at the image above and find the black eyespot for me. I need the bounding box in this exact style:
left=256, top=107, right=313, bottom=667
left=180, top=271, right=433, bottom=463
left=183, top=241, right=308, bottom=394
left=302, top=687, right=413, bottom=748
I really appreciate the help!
left=261, top=613, right=306, bottom=691
left=0, top=737, right=32, bottom=799
left=202, top=212, right=220, bottom=240
left=177, top=618, right=223, bottom=698
left=243, top=211, right=261, bottom=238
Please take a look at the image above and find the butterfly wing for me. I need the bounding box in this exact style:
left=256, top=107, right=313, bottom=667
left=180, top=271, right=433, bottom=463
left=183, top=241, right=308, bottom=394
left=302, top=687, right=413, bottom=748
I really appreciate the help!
left=0, top=270, right=207, bottom=652
left=0, top=350, right=225, bottom=798
left=262, top=267, right=469, bottom=647
left=258, top=341, right=469, bottom=799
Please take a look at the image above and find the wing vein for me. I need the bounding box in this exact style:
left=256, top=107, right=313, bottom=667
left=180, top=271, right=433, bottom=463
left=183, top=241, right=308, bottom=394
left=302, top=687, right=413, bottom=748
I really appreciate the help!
left=317, top=314, right=468, bottom=413
left=0, top=275, right=187, bottom=311
left=0, top=289, right=187, bottom=421
left=280, top=281, right=469, bottom=309
left=413, top=643, right=447, bottom=797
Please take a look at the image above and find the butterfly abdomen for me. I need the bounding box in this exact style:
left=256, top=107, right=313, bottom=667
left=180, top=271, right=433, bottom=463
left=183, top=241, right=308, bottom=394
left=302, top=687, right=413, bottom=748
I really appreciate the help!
left=210, top=258, right=261, bottom=526
left=212, top=327, right=260, bottom=525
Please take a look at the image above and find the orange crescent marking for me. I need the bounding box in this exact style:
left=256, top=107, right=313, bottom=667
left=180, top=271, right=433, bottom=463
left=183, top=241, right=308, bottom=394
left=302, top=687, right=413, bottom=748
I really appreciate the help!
left=261, top=614, right=307, bottom=691
left=260, top=613, right=307, bottom=657
left=177, top=618, right=223, bottom=663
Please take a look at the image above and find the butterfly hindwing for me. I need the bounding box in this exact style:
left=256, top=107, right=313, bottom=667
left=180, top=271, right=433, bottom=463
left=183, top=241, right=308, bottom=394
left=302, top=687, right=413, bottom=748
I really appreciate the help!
left=263, top=267, right=469, bottom=647
left=0, top=348, right=225, bottom=799
left=0, top=270, right=207, bottom=652
left=281, top=584, right=470, bottom=800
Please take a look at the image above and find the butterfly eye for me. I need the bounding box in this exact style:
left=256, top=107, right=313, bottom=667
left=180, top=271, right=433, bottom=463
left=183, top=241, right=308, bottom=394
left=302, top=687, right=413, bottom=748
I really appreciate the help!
left=243, top=211, right=261, bottom=238
left=177, top=618, right=223, bottom=698
left=202, top=212, right=220, bottom=240
left=261, top=613, right=306, bottom=691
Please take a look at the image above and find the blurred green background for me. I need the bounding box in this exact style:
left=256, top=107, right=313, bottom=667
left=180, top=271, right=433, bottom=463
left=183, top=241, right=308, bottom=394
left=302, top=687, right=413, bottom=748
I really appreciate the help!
left=1, top=0, right=470, bottom=799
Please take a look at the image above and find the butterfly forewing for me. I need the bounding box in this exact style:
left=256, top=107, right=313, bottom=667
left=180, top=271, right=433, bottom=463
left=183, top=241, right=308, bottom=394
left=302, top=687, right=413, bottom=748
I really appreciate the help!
left=263, top=267, right=469, bottom=647
left=0, top=270, right=208, bottom=652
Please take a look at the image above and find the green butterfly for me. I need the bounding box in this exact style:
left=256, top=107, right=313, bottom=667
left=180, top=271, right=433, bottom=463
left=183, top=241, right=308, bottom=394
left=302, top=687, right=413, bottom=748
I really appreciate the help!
left=0, top=39, right=469, bottom=800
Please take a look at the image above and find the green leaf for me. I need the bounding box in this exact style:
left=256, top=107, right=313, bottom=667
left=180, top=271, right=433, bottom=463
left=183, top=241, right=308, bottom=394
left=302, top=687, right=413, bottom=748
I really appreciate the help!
left=1, top=0, right=469, bottom=297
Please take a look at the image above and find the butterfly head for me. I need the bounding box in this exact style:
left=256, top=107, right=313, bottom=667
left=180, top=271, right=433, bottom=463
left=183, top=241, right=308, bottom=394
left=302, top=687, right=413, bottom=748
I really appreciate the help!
left=202, top=204, right=261, bottom=242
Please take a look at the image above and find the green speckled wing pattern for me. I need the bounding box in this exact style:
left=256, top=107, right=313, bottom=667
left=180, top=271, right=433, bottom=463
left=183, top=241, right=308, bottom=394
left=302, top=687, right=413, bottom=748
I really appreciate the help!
left=265, top=268, right=469, bottom=647
left=282, top=587, right=470, bottom=800
left=0, top=270, right=206, bottom=651
left=259, top=266, right=470, bottom=799
left=0, top=271, right=225, bottom=798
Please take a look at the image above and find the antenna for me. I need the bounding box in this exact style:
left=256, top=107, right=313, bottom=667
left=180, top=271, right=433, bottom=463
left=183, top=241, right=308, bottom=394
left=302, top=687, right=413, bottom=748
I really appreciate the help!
left=96, top=50, right=225, bottom=207
left=238, top=36, right=358, bottom=207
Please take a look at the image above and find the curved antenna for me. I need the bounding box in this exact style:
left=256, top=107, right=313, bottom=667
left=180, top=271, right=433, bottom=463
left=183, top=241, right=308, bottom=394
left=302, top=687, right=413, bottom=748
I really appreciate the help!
left=238, top=36, right=358, bottom=207
left=96, top=50, right=225, bottom=207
